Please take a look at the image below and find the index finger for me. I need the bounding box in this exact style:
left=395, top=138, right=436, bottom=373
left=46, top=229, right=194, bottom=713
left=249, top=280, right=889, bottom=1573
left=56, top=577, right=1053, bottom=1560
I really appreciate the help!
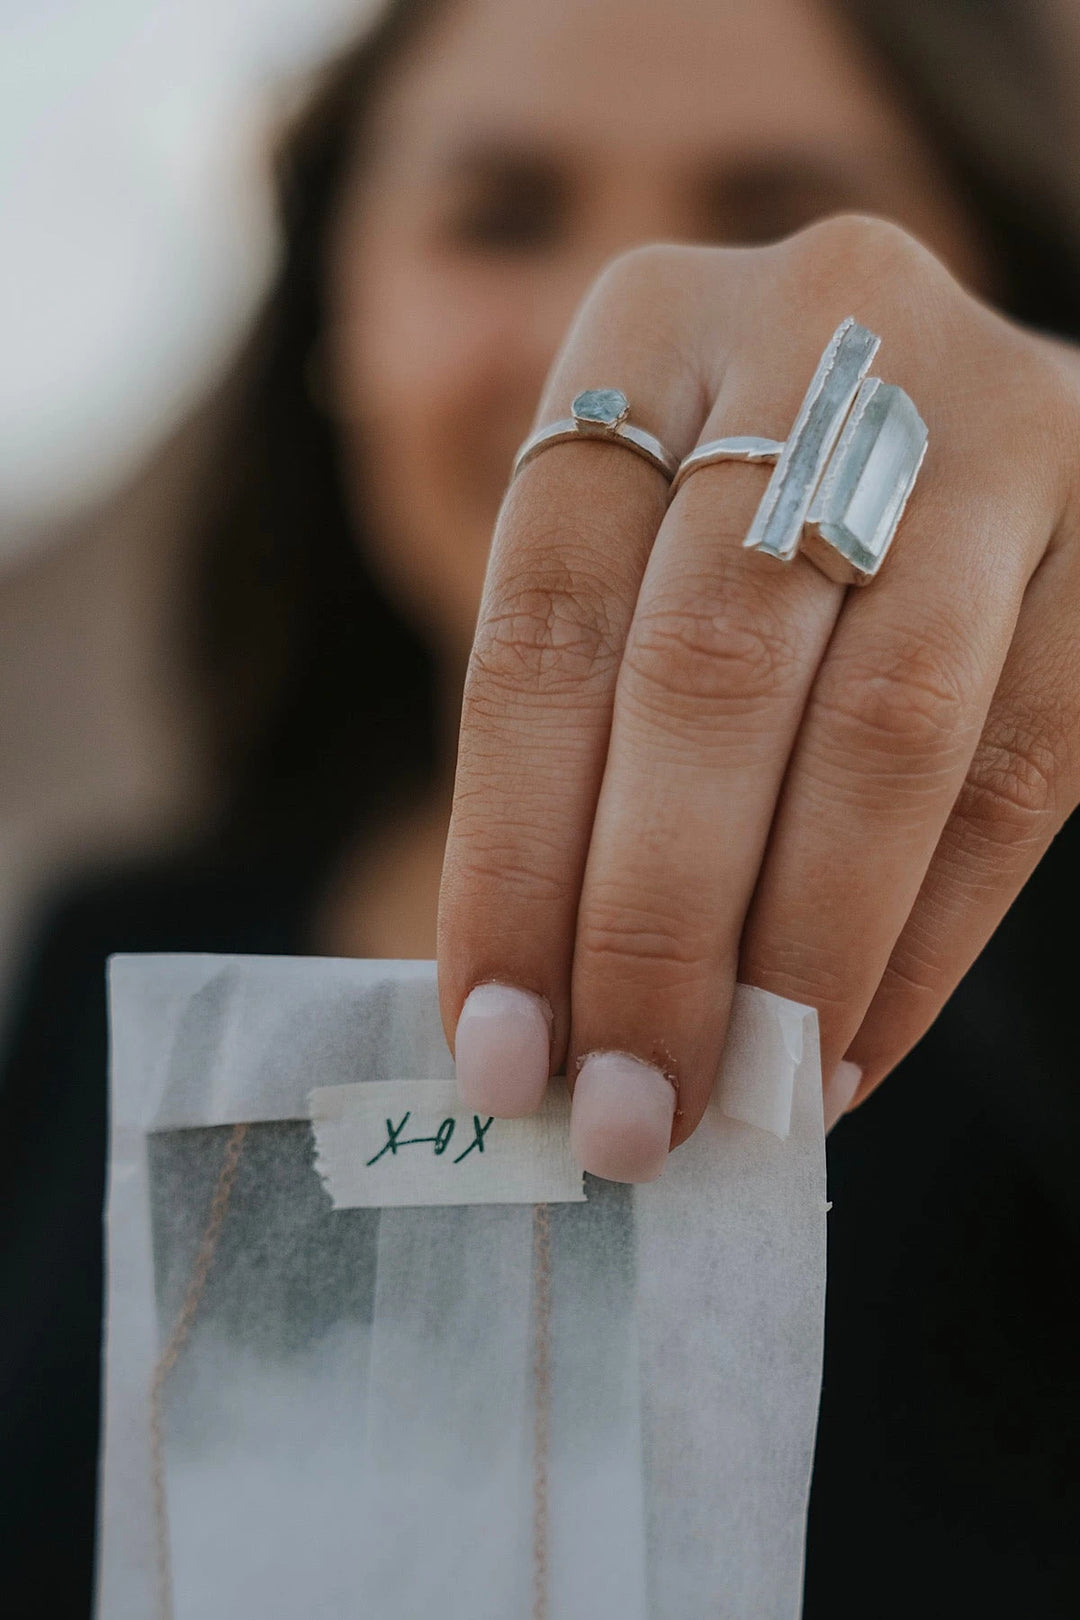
left=437, top=247, right=719, bottom=1114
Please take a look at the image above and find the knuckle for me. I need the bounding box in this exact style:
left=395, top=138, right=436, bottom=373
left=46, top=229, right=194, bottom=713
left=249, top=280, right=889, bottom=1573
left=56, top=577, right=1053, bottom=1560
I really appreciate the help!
left=470, top=559, right=622, bottom=698
left=449, top=845, right=574, bottom=908
left=624, top=585, right=802, bottom=719
left=581, top=244, right=718, bottom=379
left=590, top=241, right=702, bottom=306
left=783, top=211, right=942, bottom=287
left=955, top=710, right=1064, bottom=847
left=874, top=902, right=953, bottom=1009
left=878, top=950, right=942, bottom=1005
left=766, top=213, right=960, bottom=350
left=579, top=893, right=714, bottom=992
left=818, top=631, right=975, bottom=763
left=739, top=938, right=851, bottom=1021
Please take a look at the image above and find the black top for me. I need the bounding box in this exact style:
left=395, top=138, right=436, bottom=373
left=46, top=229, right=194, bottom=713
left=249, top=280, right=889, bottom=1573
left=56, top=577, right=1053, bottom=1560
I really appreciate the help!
left=1, top=825, right=1078, bottom=1618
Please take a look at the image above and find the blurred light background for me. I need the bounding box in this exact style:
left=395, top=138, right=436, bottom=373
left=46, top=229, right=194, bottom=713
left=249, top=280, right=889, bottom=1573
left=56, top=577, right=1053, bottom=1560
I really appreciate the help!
left=0, top=0, right=373, bottom=1011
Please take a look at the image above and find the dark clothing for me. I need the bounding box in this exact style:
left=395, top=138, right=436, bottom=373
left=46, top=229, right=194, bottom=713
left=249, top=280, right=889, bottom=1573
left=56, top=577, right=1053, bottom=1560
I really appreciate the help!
left=1, top=827, right=1078, bottom=1617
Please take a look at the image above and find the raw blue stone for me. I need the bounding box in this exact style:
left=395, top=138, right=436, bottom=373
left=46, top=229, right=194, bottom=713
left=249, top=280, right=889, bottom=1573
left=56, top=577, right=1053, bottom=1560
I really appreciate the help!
left=572, top=388, right=629, bottom=427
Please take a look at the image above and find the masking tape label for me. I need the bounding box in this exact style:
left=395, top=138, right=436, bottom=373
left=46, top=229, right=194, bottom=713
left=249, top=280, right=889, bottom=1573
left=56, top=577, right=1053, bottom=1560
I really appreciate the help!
left=309, top=1078, right=586, bottom=1208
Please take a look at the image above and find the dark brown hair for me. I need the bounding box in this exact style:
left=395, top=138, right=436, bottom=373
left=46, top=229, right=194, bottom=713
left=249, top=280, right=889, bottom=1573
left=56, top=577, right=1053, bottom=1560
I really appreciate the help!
left=193, top=0, right=1080, bottom=873
left=194, top=0, right=448, bottom=872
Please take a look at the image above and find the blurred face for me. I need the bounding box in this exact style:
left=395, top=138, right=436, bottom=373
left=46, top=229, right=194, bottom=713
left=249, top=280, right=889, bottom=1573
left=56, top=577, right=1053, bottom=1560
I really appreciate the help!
left=326, top=0, right=986, bottom=666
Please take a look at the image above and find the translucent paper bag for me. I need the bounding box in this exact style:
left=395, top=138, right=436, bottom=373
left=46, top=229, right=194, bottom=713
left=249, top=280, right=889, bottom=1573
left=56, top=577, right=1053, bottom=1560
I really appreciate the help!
left=99, top=954, right=826, bottom=1620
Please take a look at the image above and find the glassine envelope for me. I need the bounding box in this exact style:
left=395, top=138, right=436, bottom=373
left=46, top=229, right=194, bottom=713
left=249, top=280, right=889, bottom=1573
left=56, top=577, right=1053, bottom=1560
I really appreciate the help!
left=99, top=954, right=826, bottom=1620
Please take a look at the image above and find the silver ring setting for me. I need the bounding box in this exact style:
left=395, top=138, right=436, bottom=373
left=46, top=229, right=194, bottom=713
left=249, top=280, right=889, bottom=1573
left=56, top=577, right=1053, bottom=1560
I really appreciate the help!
left=669, top=436, right=784, bottom=497
left=673, top=319, right=927, bottom=585
left=512, top=388, right=679, bottom=482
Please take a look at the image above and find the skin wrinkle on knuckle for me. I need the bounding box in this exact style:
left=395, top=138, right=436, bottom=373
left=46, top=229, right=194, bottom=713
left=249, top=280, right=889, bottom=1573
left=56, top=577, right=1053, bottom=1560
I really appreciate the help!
left=853, top=740, right=1074, bottom=1069
left=450, top=760, right=595, bottom=840
left=448, top=848, right=576, bottom=907
left=876, top=935, right=952, bottom=1006
left=791, top=747, right=965, bottom=826
left=449, top=793, right=588, bottom=865
left=460, top=686, right=609, bottom=742
left=952, top=722, right=1063, bottom=849
left=577, top=912, right=717, bottom=993
left=857, top=773, right=1064, bottom=1065
left=912, top=819, right=1006, bottom=900
left=881, top=881, right=960, bottom=1002
left=578, top=873, right=721, bottom=979
left=615, top=710, right=789, bottom=773
left=621, top=591, right=804, bottom=719
left=813, top=631, right=979, bottom=766
left=739, top=942, right=851, bottom=1020
left=470, top=568, right=624, bottom=696
left=881, top=959, right=941, bottom=1008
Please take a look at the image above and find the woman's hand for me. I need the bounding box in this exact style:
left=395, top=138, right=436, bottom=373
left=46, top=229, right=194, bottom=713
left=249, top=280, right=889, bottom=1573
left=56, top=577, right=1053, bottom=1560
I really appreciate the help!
left=437, top=214, right=1080, bottom=1180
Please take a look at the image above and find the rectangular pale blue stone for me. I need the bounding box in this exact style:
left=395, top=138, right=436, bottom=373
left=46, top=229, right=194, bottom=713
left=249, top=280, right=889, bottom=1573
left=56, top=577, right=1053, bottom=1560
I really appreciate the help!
left=744, top=318, right=880, bottom=562
left=805, top=378, right=928, bottom=582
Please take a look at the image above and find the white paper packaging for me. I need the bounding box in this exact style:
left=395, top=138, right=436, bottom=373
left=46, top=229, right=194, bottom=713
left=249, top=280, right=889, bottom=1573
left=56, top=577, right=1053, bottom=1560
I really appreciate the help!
left=99, top=954, right=827, bottom=1620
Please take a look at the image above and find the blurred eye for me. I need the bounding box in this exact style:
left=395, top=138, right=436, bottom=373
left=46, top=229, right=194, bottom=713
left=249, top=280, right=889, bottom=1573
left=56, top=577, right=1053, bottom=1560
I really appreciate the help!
left=439, top=156, right=569, bottom=254
left=698, top=158, right=859, bottom=246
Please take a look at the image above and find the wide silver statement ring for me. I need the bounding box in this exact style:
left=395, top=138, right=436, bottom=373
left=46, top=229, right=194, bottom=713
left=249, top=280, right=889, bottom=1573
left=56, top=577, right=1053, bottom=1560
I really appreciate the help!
left=512, top=388, right=679, bottom=482
left=672, top=318, right=928, bottom=585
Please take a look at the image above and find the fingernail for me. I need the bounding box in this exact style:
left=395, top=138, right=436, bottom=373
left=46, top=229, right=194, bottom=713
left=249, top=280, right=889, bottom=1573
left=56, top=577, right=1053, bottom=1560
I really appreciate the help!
left=570, top=1052, right=676, bottom=1183
left=454, top=984, right=552, bottom=1117
left=823, top=1059, right=863, bottom=1133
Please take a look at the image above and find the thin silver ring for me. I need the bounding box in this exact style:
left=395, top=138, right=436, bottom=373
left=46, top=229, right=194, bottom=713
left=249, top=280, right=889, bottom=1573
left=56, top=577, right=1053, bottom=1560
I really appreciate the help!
left=669, top=436, right=785, bottom=498
left=512, top=388, right=679, bottom=482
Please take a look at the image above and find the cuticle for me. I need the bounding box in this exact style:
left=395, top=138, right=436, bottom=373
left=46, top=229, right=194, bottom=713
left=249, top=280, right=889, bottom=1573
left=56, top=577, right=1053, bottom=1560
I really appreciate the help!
left=573, top=1048, right=679, bottom=1095
left=470, top=978, right=554, bottom=1032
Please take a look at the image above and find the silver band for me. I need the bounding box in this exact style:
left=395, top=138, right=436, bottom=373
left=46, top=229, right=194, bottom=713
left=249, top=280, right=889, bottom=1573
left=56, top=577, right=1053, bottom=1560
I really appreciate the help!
left=669, top=436, right=784, bottom=498
left=512, top=388, right=679, bottom=482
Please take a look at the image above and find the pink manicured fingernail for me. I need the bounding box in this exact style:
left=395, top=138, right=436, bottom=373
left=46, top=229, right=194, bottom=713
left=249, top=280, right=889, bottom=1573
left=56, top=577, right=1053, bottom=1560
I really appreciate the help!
left=454, top=984, right=552, bottom=1117
left=823, top=1059, right=863, bottom=1133
left=570, top=1052, right=676, bottom=1183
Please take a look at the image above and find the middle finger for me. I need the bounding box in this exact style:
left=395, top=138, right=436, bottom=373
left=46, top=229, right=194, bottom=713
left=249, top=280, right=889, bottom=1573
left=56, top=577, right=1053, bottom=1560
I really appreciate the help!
left=567, top=328, right=848, bottom=1179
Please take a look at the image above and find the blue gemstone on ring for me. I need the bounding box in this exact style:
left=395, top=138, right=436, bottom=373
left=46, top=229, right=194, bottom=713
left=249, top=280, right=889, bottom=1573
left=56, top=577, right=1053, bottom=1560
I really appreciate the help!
left=572, top=388, right=629, bottom=428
